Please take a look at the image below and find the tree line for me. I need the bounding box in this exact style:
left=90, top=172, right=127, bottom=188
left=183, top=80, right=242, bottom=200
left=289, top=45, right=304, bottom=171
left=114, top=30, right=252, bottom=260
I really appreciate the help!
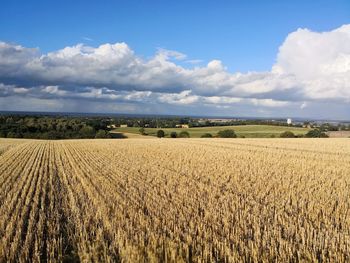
left=155, top=129, right=238, bottom=138
left=0, top=114, right=337, bottom=140
left=0, top=115, right=111, bottom=139
left=279, top=130, right=329, bottom=138
left=155, top=129, right=329, bottom=138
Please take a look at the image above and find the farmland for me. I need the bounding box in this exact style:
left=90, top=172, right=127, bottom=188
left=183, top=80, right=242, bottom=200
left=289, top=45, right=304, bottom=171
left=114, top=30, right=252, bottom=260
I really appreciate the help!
left=112, top=124, right=310, bottom=138
left=1, top=138, right=350, bottom=262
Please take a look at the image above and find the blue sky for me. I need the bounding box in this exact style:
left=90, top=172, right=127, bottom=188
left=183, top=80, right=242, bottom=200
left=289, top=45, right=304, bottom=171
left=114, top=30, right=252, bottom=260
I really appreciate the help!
left=0, top=1, right=350, bottom=118
left=1, top=0, right=349, bottom=72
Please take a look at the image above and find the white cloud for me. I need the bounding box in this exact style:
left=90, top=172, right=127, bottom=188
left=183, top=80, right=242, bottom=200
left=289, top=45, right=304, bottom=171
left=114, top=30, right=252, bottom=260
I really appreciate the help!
left=13, top=87, right=29, bottom=94
left=185, top=59, right=203, bottom=64
left=156, top=48, right=187, bottom=60
left=0, top=24, right=350, bottom=116
left=124, top=91, right=152, bottom=101
left=158, top=90, right=199, bottom=105
left=274, top=24, right=350, bottom=100
left=82, top=37, right=93, bottom=42
left=42, top=85, right=67, bottom=96
left=203, top=96, right=242, bottom=104
left=250, top=98, right=290, bottom=107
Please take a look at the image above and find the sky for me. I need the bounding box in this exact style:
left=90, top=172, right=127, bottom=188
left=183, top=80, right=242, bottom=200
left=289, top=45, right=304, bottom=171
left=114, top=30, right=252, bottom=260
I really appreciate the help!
left=0, top=0, right=350, bottom=119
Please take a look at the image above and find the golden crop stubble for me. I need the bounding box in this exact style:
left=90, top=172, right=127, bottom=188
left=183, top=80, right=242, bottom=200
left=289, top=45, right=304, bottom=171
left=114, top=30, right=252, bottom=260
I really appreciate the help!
left=0, top=138, right=350, bottom=262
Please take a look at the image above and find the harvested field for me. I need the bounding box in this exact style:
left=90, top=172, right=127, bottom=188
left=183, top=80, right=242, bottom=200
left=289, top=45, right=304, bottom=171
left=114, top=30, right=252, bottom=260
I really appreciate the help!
left=0, top=138, right=29, bottom=155
left=1, top=138, right=350, bottom=262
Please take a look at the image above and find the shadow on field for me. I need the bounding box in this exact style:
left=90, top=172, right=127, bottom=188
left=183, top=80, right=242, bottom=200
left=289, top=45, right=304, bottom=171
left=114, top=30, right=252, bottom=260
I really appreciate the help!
left=110, top=132, right=128, bottom=139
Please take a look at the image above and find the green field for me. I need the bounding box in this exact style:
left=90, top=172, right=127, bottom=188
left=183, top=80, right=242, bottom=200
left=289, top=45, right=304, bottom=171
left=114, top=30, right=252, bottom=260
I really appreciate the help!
left=112, top=125, right=310, bottom=138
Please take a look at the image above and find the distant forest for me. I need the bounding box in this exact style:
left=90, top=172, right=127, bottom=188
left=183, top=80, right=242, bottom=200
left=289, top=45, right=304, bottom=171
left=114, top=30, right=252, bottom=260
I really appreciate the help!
left=0, top=114, right=346, bottom=140
left=0, top=115, right=112, bottom=139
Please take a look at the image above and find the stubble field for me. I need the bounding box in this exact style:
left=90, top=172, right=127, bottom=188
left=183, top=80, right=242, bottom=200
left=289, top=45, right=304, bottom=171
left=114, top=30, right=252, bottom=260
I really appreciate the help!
left=0, top=138, right=350, bottom=262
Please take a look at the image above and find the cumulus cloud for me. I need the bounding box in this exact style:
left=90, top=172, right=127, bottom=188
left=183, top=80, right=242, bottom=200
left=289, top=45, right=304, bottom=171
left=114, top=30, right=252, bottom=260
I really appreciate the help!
left=0, top=24, right=350, bottom=116
left=0, top=40, right=289, bottom=98
left=273, top=24, right=350, bottom=100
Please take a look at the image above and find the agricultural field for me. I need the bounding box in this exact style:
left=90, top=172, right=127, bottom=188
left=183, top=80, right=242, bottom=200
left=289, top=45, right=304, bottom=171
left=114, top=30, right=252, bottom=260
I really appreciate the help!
left=1, top=138, right=350, bottom=262
left=0, top=138, right=29, bottom=155
left=112, top=124, right=310, bottom=138
left=327, top=131, right=350, bottom=138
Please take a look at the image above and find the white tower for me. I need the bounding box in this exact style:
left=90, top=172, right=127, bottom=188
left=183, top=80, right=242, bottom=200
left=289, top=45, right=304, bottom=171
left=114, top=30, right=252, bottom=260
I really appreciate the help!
left=287, top=118, right=292, bottom=125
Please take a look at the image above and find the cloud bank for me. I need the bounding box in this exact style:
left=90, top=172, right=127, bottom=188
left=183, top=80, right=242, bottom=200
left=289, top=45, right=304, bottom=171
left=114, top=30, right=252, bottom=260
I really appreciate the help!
left=1, top=24, right=350, bottom=117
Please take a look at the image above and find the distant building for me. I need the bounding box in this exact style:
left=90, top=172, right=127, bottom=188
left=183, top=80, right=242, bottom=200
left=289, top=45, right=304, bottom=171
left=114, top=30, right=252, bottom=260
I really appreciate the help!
left=176, top=124, right=189, bottom=128
left=120, top=124, right=128, bottom=128
left=287, top=118, right=292, bottom=125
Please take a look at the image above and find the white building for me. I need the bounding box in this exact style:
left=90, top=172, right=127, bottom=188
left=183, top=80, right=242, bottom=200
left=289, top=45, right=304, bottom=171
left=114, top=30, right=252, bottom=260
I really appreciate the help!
left=287, top=118, right=292, bottom=125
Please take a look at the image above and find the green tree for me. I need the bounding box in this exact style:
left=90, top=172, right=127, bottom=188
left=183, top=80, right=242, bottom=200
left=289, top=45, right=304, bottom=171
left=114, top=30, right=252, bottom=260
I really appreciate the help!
left=305, top=129, right=329, bottom=138
left=201, top=133, right=212, bottom=138
left=280, top=131, right=295, bottom=138
left=7, top=132, right=22, bottom=138
left=139, top=127, right=146, bottom=135
left=40, top=131, right=61, bottom=140
left=217, top=129, right=236, bottom=138
left=170, top=131, right=177, bottom=138
left=179, top=131, right=190, bottom=138
left=80, top=125, right=95, bottom=138
left=95, top=130, right=111, bottom=138
left=157, top=130, right=165, bottom=138
left=0, top=131, right=6, bottom=138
